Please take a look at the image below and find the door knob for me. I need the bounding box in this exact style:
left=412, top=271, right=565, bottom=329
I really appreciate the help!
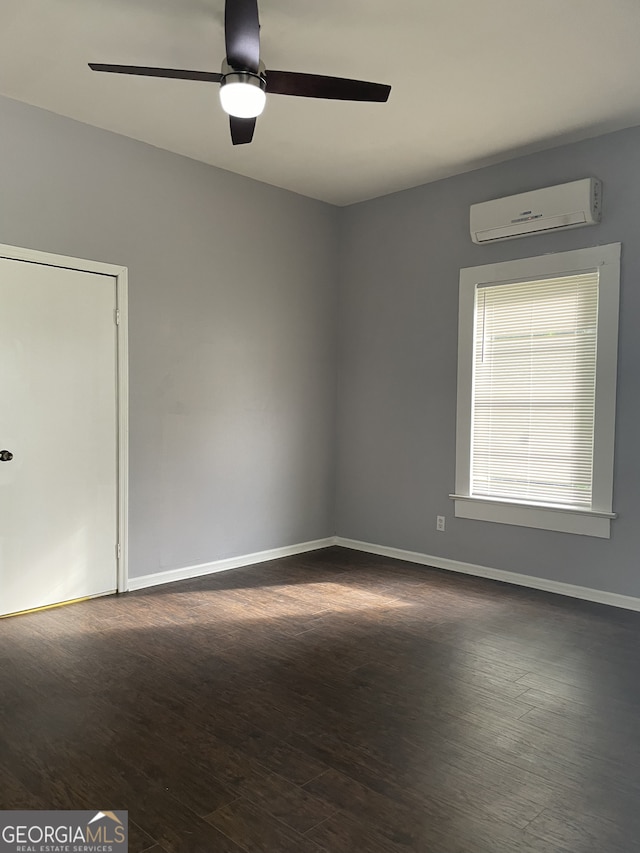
left=0, top=450, right=13, bottom=462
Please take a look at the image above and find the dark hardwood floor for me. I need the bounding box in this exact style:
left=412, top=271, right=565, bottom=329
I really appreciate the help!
left=2, top=546, right=640, bottom=852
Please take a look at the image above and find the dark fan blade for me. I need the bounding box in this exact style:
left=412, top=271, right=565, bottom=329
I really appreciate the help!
left=225, top=0, right=260, bottom=72
left=266, top=70, right=390, bottom=102
left=230, top=116, right=256, bottom=145
left=89, top=63, right=222, bottom=83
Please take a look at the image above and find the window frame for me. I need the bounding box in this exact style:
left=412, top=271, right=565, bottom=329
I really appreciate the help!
left=451, top=243, right=621, bottom=538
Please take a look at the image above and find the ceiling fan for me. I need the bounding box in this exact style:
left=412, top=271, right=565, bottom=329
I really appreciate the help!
left=89, top=0, right=391, bottom=146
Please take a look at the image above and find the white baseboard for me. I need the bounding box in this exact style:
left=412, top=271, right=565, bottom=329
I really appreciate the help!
left=335, top=536, right=640, bottom=613
left=127, top=532, right=640, bottom=613
left=127, top=537, right=335, bottom=592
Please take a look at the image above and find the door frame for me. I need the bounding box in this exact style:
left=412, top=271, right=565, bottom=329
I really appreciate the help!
left=0, top=242, right=129, bottom=594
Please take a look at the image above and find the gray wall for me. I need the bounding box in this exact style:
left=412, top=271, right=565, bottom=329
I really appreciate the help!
left=336, top=125, right=640, bottom=598
left=3, top=90, right=639, bottom=598
left=0, top=95, right=339, bottom=579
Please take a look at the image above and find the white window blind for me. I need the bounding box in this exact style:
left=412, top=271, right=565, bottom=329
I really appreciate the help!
left=471, top=271, right=599, bottom=508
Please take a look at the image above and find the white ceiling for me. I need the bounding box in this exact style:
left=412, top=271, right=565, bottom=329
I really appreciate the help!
left=3, top=0, right=640, bottom=205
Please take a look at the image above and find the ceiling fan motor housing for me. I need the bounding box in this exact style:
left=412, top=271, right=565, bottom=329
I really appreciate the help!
left=221, top=59, right=266, bottom=85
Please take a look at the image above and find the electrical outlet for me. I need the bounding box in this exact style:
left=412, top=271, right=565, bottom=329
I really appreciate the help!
left=436, top=515, right=446, bottom=532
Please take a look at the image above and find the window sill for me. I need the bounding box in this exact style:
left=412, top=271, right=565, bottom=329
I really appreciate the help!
left=449, top=494, right=615, bottom=539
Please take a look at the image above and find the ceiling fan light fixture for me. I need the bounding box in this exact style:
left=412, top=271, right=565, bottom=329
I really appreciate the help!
left=89, top=0, right=391, bottom=146
left=219, top=71, right=266, bottom=118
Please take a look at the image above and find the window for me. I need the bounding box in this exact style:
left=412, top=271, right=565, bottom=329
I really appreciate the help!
left=452, top=244, right=620, bottom=538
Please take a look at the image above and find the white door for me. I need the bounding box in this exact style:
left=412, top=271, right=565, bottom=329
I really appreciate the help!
left=0, top=256, right=119, bottom=616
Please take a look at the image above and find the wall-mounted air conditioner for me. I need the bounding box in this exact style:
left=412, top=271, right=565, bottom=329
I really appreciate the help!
left=470, top=178, right=601, bottom=244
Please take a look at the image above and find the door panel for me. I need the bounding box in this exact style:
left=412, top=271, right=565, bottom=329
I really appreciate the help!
left=0, top=257, right=118, bottom=616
